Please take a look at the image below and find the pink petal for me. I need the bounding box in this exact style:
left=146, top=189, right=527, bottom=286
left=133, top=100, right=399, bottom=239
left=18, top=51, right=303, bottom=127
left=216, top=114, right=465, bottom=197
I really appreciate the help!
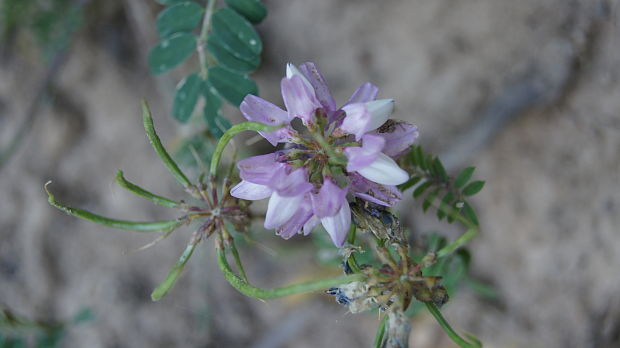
left=230, top=180, right=273, bottom=200
left=371, top=121, right=419, bottom=158
left=264, top=192, right=304, bottom=229
left=240, top=95, right=294, bottom=145
left=346, top=82, right=378, bottom=105
left=271, top=167, right=314, bottom=197
left=344, top=134, right=386, bottom=172
left=299, top=62, right=337, bottom=112
left=340, top=103, right=370, bottom=140
left=320, top=202, right=351, bottom=248
left=356, top=153, right=409, bottom=185
left=276, top=197, right=314, bottom=239
left=348, top=173, right=402, bottom=206
left=237, top=153, right=284, bottom=185
left=281, top=75, right=321, bottom=125
left=310, top=178, right=348, bottom=218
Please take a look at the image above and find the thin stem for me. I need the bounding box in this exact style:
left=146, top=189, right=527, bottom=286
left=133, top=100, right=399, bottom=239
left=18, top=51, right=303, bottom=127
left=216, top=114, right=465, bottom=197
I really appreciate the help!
left=373, top=314, right=388, bottom=348
left=436, top=228, right=477, bottom=259
left=209, top=122, right=284, bottom=177
left=347, top=225, right=362, bottom=273
left=216, top=247, right=365, bottom=299
left=221, top=224, right=248, bottom=282
left=115, top=170, right=181, bottom=208
left=45, top=182, right=185, bottom=232
left=151, top=242, right=198, bottom=301
left=197, top=0, right=216, bottom=78
left=142, top=101, right=193, bottom=190
left=425, top=303, right=482, bottom=348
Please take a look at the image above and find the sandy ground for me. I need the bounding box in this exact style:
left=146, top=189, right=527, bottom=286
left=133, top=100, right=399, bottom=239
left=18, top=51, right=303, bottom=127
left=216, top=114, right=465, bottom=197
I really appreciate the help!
left=1, top=0, right=619, bottom=347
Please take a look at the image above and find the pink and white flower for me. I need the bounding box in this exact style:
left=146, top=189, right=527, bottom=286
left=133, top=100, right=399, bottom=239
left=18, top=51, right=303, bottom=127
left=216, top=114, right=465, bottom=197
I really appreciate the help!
left=231, top=62, right=418, bottom=247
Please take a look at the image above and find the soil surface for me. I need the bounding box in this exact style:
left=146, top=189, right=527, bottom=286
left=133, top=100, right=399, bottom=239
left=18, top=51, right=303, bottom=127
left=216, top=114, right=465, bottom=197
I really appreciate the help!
left=1, top=0, right=619, bottom=347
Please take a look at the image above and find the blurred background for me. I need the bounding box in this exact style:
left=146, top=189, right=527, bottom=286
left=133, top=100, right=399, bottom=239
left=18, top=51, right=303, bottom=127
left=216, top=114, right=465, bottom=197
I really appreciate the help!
left=1, top=0, right=619, bottom=347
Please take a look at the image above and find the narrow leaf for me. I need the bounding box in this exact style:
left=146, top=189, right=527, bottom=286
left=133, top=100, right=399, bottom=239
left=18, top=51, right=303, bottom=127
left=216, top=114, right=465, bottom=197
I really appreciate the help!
left=207, top=66, right=258, bottom=106
left=211, top=7, right=262, bottom=60
left=151, top=243, right=197, bottom=301
left=462, top=180, right=485, bottom=196
left=115, top=170, right=180, bottom=208
left=413, top=181, right=433, bottom=198
left=45, top=182, right=183, bottom=232
left=462, top=201, right=479, bottom=226
left=454, top=167, right=475, bottom=189
left=156, top=2, right=204, bottom=38
left=142, top=101, right=193, bottom=188
left=423, top=188, right=441, bottom=212
left=172, top=74, right=203, bottom=123
left=148, top=32, right=196, bottom=75
left=437, top=191, right=454, bottom=221
left=398, top=176, right=422, bottom=191
left=224, top=0, right=267, bottom=24
left=433, top=158, right=448, bottom=181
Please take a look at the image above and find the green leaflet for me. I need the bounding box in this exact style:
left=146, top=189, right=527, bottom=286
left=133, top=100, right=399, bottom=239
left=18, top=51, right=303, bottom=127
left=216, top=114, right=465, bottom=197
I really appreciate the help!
left=156, top=1, right=204, bottom=38
left=207, top=34, right=260, bottom=73
left=148, top=32, right=196, bottom=75
left=173, top=73, right=203, bottom=123
left=211, top=7, right=262, bottom=61
left=224, top=0, right=267, bottom=24
left=202, top=81, right=231, bottom=138
left=207, top=66, right=258, bottom=106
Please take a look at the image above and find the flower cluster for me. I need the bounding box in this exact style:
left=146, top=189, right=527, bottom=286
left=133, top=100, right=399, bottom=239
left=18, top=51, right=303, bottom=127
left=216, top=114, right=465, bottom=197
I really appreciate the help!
left=231, top=62, right=418, bottom=247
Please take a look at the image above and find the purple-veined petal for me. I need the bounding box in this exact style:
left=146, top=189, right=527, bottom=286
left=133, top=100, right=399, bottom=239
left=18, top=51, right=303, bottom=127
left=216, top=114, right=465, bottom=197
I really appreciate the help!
left=344, top=134, right=386, bottom=172
left=238, top=153, right=284, bottom=185
left=230, top=180, right=273, bottom=200
left=303, top=215, right=320, bottom=235
left=276, top=197, right=314, bottom=239
left=370, top=121, right=419, bottom=158
left=271, top=167, right=314, bottom=197
left=299, top=62, right=337, bottom=112
left=348, top=173, right=403, bottom=206
left=320, top=202, right=351, bottom=248
left=340, top=103, right=370, bottom=140
left=286, top=63, right=313, bottom=91
left=264, top=192, right=305, bottom=229
left=346, top=82, right=378, bottom=105
left=310, top=178, right=348, bottom=218
left=240, top=95, right=294, bottom=145
left=281, top=75, right=321, bottom=125
left=356, top=153, right=409, bottom=185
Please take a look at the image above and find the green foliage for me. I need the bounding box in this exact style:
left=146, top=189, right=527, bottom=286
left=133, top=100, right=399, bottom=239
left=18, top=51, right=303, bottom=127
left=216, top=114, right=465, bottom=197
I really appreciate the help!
left=1, top=0, right=83, bottom=61
left=173, top=73, right=203, bottom=123
left=207, top=34, right=260, bottom=73
left=223, top=0, right=267, bottom=24
left=400, top=145, right=484, bottom=227
left=207, top=66, right=258, bottom=106
left=156, top=2, right=204, bottom=38
left=0, top=306, right=93, bottom=348
left=211, top=8, right=262, bottom=60
left=148, top=32, right=197, bottom=75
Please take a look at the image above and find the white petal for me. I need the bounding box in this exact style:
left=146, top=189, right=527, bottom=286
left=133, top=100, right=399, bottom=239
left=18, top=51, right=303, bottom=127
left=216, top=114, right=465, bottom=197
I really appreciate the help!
left=366, top=99, right=394, bottom=131
left=286, top=63, right=314, bottom=93
left=320, top=203, right=351, bottom=248
left=264, top=192, right=304, bottom=229
left=356, top=153, right=409, bottom=185
left=303, top=215, right=320, bottom=236
left=230, top=181, right=273, bottom=200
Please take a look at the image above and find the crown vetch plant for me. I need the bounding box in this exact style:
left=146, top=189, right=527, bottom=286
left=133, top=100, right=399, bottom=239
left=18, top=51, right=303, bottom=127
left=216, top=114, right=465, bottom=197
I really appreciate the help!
left=46, top=61, right=485, bottom=347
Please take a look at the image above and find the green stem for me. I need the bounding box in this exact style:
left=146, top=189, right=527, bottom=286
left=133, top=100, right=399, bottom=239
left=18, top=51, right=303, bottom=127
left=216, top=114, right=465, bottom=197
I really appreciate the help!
left=347, top=225, right=362, bottom=273
left=311, top=132, right=347, bottom=167
left=209, top=122, right=284, bottom=176
left=425, top=303, right=482, bottom=348
left=373, top=314, right=388, bottom=348
left=436, top=228, right=477, bottom=259
left=151, top=243, right=198, bottom=301
left=217, top=248, right=365, bottom=299
left=142, top=101, right=193, bottom=189
left=197, top=0, right=216, bottom=78
left=45, top=182, right=184, bottom=232
left=115, top=170, right=180, bottom=208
